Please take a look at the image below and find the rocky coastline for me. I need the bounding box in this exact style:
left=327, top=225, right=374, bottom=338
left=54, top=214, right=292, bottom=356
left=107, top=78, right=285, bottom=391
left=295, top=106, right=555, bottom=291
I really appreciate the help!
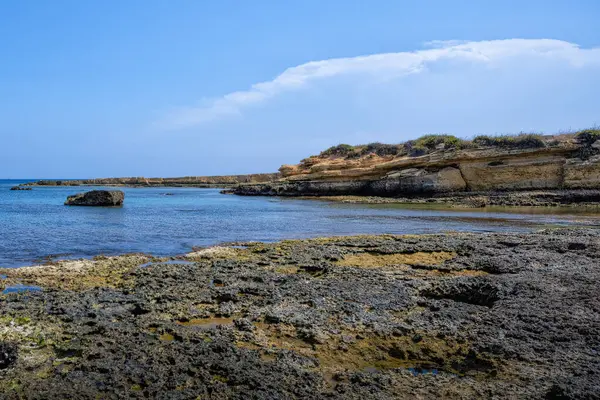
left=0, top=229, right=598, bottom=398
left=20, top=173, right=280, bottom=189
left=229, top=131, right=600, bottom=207
left=19, top=132, right=600, bottom=208
left=280, top=189, right=600, bottom=208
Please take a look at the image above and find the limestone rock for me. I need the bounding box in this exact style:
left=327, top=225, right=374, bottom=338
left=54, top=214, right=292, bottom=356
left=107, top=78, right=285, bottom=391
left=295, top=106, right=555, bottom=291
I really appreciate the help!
left=372, top=167, right=467, bottom=194
left=458, top=156, right=565, bottom=191
left=564, top=156, right=600, bottom=189
left=65, top=190, right=125, bottom=206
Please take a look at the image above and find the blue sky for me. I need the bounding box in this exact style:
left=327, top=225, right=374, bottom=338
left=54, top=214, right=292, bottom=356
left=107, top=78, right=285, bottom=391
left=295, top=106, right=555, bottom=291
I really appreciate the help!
left=1, top=0, right=599, bottom=178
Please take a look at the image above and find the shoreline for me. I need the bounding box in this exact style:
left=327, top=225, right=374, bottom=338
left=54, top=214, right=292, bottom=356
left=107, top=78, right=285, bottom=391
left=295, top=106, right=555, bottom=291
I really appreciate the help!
left=291, top=189, right=600, bottom=208
left=227, top=188, right=600, bottom=209
left=22, top=183, right=238, bottom=189
left=1, top=229, right=599, bottom=398
left=3, top=211, right=600, bottom=269
left=22, top=183, right=600, bottom=208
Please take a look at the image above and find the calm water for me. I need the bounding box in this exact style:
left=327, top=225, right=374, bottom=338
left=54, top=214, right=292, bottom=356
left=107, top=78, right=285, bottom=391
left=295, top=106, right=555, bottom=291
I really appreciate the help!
left=1, top=179, right=599, bottom=268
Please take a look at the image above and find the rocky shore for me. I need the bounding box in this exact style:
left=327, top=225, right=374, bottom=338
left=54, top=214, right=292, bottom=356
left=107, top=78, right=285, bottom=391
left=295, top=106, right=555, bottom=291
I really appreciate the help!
left=288, top=189, right=600, bottom=208
left=21, top=173, right=280, bottom=188
left=230, top=132, right=600, bottom=207
left=19, top=132, right=600, bottom=209
left=1, top=229, right=598, bottom=399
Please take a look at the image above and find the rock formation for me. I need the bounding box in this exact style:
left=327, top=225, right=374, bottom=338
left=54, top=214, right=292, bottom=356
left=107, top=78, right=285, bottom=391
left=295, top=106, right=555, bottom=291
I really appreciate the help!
left=23, top=131, right=600, bottom=200
left=65, top=190, right=125, bottom=206
left=1, top=229, right=599, bottom=398
left=233, top=132, right=600, bottom=197
left=27, top=173, right=280, bottom=187
left=10, top=186, right=32, bottom=191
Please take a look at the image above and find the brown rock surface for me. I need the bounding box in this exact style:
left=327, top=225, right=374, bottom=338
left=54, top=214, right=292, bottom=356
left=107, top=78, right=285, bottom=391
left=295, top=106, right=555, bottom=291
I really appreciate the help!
left=236, top=134, right=600, bottom=197
left=564, top=156, right=600, bottom=188
left=458, top=155, right=565, bottom=190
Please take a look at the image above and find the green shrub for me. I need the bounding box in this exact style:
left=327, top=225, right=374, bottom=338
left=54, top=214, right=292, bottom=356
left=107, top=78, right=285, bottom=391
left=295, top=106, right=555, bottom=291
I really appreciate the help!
left=409, top=145, right=427, bottom=157
left=319, top=144, right=356, bottom=157
left=413, top=134, right=466, bottom=150
left=345, top=149, right=364, bottom=159
left=313, top=131, right=556, bottom=162
left=402, top=141, right=427, bottom=157
left=360, top=142, right=401, bottom=157
left=575, top=128, right=600, bottom=160
left=472, top=133, right=546, bottom=149
left=575, top=129, right=600, bottom=145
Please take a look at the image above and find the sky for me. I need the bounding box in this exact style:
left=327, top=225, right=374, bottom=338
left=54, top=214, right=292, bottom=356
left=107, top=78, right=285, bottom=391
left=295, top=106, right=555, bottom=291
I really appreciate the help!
left=1, top=0, right=599, bottom=178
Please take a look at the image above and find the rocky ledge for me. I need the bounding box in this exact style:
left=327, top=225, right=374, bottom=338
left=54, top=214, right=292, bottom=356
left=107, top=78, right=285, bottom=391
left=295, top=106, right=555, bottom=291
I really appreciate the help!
left=0, top=229, right=598, bottom=398
left=25, top=173, right=280, bottom=188
left=232, top=131, right=600, bottom=203
left=279, top=189, right=600, bottom=208
left=65, top=190, right=125, bottom=206
left=9, top=186, right=32, bottom=191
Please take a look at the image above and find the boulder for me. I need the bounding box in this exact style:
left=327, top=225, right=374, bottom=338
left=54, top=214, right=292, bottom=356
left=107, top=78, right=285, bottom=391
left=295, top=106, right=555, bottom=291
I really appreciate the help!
left=65, top=190, right=124, bottom=206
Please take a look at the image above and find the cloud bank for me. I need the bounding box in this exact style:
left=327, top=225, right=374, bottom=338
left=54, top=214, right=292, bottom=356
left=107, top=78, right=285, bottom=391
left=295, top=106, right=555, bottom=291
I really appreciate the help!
left=159, top=39, right=600, bottom=130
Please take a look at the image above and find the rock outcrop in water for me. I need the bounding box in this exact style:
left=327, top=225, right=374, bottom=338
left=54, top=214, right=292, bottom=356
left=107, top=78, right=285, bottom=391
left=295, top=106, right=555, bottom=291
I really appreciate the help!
left=232, top=131, right=600, bottom=199
left=0, top=229, right=598, bottom=398
left=65, top=190, right=124, bottom=206
left=9, top=186, right=32, bottom=191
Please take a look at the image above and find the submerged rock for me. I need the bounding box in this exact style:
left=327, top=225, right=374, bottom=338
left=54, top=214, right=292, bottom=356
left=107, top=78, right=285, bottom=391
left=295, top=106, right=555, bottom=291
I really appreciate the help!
left=64, top=190, right=124, bottom=206
left=9, top=186, right=31, bottom=191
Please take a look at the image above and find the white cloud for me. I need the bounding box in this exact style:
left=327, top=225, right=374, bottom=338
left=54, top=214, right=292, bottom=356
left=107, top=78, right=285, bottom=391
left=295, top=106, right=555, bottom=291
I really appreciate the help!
left=158, top=39, right=600, bottom=130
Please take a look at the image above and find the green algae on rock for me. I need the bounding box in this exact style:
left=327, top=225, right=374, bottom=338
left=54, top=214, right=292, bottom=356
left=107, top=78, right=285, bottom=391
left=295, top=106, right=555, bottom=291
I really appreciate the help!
left=0, top=230, right=599, bottom=398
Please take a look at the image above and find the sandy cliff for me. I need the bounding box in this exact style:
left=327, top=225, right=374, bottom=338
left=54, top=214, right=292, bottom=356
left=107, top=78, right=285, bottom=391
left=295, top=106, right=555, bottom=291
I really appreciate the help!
left=24, top=131, right=600, bottom=198
left=234, top=132, right=600, bottom=197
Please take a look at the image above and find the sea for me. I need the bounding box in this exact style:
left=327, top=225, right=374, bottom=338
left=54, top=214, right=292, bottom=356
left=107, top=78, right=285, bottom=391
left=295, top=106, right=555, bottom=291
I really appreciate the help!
left=1, top=179, right=599, bottom=268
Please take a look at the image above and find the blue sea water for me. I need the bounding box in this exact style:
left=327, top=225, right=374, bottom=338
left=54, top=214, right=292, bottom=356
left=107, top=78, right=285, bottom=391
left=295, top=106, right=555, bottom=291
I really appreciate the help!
left=1, top=179, right=599, bottom=268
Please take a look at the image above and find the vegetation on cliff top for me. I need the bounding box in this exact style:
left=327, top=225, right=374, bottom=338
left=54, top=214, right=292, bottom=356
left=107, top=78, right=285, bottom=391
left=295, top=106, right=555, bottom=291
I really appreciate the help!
left=471, top=133, right=546, bottom=149
left=310, top=129, right=596, bottom=162
left=575, top=128, right=600, bottom=145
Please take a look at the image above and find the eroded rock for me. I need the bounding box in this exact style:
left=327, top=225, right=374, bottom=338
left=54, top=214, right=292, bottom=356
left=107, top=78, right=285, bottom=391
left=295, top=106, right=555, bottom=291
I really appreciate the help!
left=0, top=230, right=598, bottom=398
left=64, top=190, right=124, bottom=206
left=0, top=342, right=17, bottom=370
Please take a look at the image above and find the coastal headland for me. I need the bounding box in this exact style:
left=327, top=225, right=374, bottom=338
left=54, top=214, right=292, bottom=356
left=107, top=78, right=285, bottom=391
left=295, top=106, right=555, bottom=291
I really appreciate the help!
left=22, top=130, right=600, bottom=207
left=0, top=229, right=598, bottom=398
left=230, top=130, right=600, bottom=206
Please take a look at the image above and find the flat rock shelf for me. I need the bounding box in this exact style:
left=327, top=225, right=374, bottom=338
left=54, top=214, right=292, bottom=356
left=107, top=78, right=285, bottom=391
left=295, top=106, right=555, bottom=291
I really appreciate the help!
left=0, top=228, right=598, bottom=398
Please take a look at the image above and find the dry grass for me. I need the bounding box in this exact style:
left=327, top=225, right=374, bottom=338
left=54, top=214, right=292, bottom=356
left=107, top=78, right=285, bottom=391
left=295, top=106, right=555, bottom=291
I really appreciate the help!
left=336, top=251, right=457, bottom=268
left=237, top=321, right=475, bottom=375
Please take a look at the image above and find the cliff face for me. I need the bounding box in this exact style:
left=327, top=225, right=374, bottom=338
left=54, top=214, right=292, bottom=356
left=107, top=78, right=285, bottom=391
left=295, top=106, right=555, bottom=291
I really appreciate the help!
left=25, top=133, right=600, bottom=196
left=235, top=135, right=600, bottom=196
